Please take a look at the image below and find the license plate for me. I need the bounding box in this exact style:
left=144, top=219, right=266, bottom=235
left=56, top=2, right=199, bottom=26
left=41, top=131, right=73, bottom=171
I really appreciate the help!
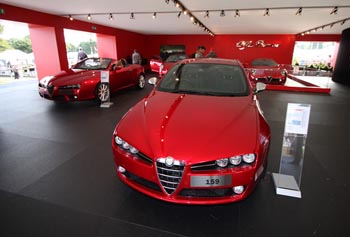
left=190, top=175, right=232, bottom=187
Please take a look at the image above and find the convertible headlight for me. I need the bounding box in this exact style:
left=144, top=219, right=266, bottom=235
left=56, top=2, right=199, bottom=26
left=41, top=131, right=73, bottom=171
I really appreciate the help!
left=251, top=69, right=256, bottom=75
left=229, top=155, right=242, bottom=166
left=242, top=154, right=256, bottom=163
left=216, top=158, right=229, bottom=167
left=281, top=69, right=287, bottom=76
left=114, top=135, right=139, bottom=155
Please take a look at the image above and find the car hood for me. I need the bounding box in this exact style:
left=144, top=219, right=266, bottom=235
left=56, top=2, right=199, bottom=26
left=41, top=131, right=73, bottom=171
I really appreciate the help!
left=117, top=91, right=259, bottom=164
left=40, top=69, right=100, bottom=86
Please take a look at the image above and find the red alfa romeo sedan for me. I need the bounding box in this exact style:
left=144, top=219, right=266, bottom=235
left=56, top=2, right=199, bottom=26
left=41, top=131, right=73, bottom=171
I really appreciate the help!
left=112, top=58, right=270, bottom=204
left=38, top=57, right=145, bottom=102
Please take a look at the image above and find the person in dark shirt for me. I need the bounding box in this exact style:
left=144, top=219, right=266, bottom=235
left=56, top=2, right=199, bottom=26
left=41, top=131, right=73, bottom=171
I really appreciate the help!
left=77, top=47, right=88, bottom=61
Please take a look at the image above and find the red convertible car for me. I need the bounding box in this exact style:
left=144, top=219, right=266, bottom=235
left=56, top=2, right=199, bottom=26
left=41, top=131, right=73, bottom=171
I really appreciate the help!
left=245, top=58, right=289, bottom=85
left=38, top=57, right=145, bottom=102
left=112, top=58, right=271, bottom=204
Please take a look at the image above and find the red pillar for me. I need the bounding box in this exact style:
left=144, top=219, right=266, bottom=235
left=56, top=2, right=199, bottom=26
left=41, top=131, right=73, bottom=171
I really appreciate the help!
left=29, top=24, right=68, bottom=80
left=96, top=34, right=117, bottom=59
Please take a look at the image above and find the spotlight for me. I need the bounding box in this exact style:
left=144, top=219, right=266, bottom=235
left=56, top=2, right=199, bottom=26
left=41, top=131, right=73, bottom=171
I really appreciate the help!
left=109, top=13, right=113, bottom=20
left=69, top=15, right=73, bottom=21
left=175, top=2, right=180, bottom=8
left=235, top=9, right=240, bottom=17
left=220, top=10, right=225, bottom=17
left=87, top=14, right=92, bottom=20
left=264, top=8, right=270, bottom=16
left=330, top=23, right=334, bottom=28
left=183, top=10, right=188, bottom=15
left=330, top=7, right=338, bottom=15
left=130, top=12, right=135, bottom=19
left=295, top=7, right=302, bottom=16
left=177, top=11, right=182, bottom=18
left=204, top=10, right=209, bottom=18
left=153, top=12, right=157, bottom=19
left=340, top=19, right=346, bottom=25
left=190, top=15, right=194, bottom=22
left=165, top=0, right=169, bottom=4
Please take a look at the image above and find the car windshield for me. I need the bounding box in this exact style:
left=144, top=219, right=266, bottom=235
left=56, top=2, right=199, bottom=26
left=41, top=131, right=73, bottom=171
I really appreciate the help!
left=165, top=54, right=188, bottom=62
left=252, top=59, right=278, bottom=67
left=73, top=58, right=112, bottom=70
left=157, top=63, right=250, bottom=97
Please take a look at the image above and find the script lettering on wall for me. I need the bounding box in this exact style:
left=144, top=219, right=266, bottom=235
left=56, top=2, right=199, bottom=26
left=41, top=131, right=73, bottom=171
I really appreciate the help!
left=236, top=40, right=280, bottom=50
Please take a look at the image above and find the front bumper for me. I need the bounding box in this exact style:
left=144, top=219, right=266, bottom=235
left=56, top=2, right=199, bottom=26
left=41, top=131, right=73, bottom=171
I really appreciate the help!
left=112, top=144, right=265, bottom=205
left=38, top=85, right=81, bottom=101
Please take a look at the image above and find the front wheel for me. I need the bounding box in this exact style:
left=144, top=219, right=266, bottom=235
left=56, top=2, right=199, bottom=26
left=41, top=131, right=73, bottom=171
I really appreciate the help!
left=138, top=74, right=145, bottom=89
left=95, top=83, right=110, bottom=102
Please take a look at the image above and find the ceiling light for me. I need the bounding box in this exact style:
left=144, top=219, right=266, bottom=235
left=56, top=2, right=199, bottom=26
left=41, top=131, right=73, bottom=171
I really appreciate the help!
left=220, top=10, right=225, bottom=17
left=264, top=8, right=270, bottom=16
left=235, top=9, right=240, bottom=17
left=175, top=2, right=180, bottom=8
left=153, top=12, right=157, bottom=19
left=183, top=10, right=188, bottom=15
left=295, top=7, right=302, bottom=16
left=69, top=15, right=73, bottom=21
left=109, top=13, right=113, bottom=20
left=87, top=14, right=92, bottom=20
left=330, top=23, right=334, bottom=28
left=130, top=12, right=135, bottom=19
left=340, top=19, right=346, bottom=25
left=190, top=15, right=194, bottom=21
left=204, top=10, right=209, bottom=18
left=330, top=7, right=338, bottom=15
left=177, top=11, right=181, bottom=18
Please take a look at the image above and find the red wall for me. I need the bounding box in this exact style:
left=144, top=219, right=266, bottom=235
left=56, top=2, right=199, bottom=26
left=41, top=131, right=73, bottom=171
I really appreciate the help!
left=144, top=34, right=296, bottom=64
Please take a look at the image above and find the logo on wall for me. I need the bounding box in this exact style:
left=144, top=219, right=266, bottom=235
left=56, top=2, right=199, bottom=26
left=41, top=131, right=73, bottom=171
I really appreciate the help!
left=236, top=40, right=280, bottom=50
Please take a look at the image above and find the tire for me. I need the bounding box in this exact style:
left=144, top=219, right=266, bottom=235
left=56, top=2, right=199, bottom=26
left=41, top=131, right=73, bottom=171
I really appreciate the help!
left=95, top=83, right=110, bottom=102
left=138, top=74, right=145, bottom=89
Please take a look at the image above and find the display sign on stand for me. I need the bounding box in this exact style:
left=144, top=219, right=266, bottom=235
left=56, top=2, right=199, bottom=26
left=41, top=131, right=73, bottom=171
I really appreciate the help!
left=100, top=71, right=113, bottom=108
left=272, top=103, right=311, bottom=198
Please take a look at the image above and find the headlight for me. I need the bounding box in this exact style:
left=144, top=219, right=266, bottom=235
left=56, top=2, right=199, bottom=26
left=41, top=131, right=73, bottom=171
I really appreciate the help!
left=242, top=154, right=256, bottom=163
left=114, top=135, right=139, bottom=155
left=216, top=158, right=229, bottom=167
left=229, top=155, right=242, bottom=166
left=281, top=70, right=287, bottom=76
left=251, top=69, right=256, bottom=75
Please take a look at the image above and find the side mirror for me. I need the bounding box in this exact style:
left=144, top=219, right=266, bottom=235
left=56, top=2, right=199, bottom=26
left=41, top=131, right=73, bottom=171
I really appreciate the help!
left=148, top=77, right=158, bottom=86
left=254, top=82, right=266, bottom=94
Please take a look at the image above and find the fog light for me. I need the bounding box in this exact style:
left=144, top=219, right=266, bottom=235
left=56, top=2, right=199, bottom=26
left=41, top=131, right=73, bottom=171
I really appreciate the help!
left=233, top=185, right=244, bottom=194
left=118, top=166, right=126, bottom=173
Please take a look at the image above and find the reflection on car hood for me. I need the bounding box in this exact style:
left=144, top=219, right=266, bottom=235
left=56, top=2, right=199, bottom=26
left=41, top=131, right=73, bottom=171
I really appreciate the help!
left=117, top=91, right=259, bottom=164
left=41, top=69, right=100, bottom=86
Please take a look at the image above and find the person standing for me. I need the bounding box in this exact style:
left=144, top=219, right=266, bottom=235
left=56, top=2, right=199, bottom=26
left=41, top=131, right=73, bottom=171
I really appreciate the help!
left=132, top=49, right=142, bottom=64
left=77, top=47, right=88, bottom=61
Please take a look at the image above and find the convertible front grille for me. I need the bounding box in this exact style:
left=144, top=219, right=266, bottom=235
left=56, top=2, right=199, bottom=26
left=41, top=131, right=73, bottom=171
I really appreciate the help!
left=156, top=158, right=185, bottom=195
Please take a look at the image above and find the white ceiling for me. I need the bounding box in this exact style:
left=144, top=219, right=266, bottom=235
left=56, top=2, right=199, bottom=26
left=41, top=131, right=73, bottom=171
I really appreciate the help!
left=2, top=0, right=350, bottom=35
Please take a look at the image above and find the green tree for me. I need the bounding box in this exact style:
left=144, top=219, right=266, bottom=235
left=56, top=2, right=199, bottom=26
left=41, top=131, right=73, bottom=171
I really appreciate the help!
left=0, top=39, right=12, bottom=52
left=66, top=42, right=77, bottom=52
left=78, top=40, right=96, bottom=55
left=8, top=36, right=32, bottom=53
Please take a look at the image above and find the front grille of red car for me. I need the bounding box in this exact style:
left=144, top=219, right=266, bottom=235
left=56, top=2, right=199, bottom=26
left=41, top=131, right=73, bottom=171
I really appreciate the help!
left=178, top=188, right=234, bottom=198
left=47, top=85, right=54, bottom=95
left=156, top=160, right=185, bottom=195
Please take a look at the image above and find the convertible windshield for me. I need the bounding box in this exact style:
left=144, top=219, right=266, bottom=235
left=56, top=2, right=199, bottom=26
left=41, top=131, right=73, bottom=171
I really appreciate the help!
left=157, top=63, right=249, bottom=96
left=252, top=58, right=278, bottom=67
left=73, top=58, right=112, bottom=70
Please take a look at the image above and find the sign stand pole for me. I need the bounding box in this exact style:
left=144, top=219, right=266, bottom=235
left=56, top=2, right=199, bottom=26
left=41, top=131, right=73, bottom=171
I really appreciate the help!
left=100, top=70, right=114, bottom=108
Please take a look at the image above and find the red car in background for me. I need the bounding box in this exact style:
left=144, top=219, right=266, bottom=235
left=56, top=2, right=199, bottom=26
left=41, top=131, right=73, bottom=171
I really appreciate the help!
left=112, top=58, right=270, bottom=204
left=245, top=58, right=290, bottom=85
left=159, top=54, right=188, bottom=77
left=38, top=57, right=145, bottom=102
left=149, top=55, right=162, bottom=73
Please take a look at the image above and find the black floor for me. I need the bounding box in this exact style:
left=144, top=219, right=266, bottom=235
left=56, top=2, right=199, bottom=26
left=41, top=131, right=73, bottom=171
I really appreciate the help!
left=1, top=75, right=349, bottom=237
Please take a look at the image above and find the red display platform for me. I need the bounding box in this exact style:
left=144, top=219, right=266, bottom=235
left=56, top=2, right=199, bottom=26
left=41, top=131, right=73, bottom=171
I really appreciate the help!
left=266, top=75, right=331, bottom=94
